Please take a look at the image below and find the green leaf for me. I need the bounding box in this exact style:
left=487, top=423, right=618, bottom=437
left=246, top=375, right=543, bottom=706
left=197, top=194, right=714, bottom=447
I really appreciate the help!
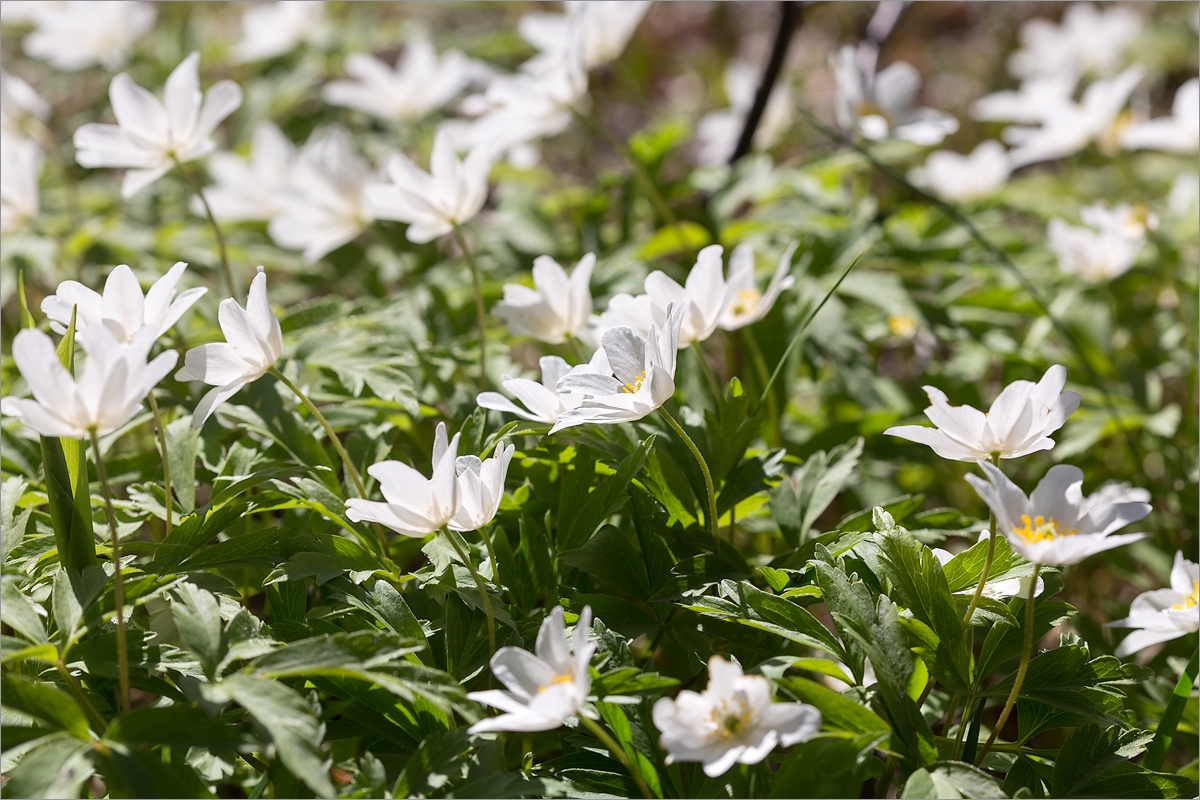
left=1, top=577, right=47, bottom=643
left=975, top=600, right=1075, bottom=683
left=0, top=733, right=94, bottom=798
left=391, top=730, right=471, bottom=798
left=1051, top=725, right=1153, bottom=798
left=901, top=762, right=1007, bottom=799
left=771, top=734, right=879, bottom=799
left=769, top=438, right=863, bottom=546
left=558, top=435, right=655, bottom=552
left=638, top=222, right=711, bottom=260
left=170, top=583, right=224, bottom=679
left=17, top=268, right=36, bottom=329
left=0, top=637, right=58, bottom=665
left=777, top=677, right=891, bottom=739
left=165, top=417, right=200, bottom=515
left=0, top=675, right=92, bottom=739
left=560, top=525, right=651, bottom=598
left=1, top=477, right=33, bottom=564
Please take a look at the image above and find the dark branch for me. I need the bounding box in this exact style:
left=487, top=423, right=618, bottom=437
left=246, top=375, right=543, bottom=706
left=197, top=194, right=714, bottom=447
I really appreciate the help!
left=728, top=1, right=804, bottom=164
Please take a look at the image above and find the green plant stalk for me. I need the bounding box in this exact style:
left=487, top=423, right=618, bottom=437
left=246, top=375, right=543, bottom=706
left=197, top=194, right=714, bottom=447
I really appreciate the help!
left=450, top=222, right=489, bottom=390
left=961, top=453, right=1002, bottom=630
left=1142, top=648, right=1199, bottom=771
left=875, top=753, right=898, bottom=799
left=89, top=429, right=130, bottom=713
left=742, top=327, right=780, bottom=446
left=952, top=694, right=973, bottom=761
left=443, top=528, right=496, bottom=654
left=579, top=713, right=655, bottom=799
left=146, top=392, right=172, bottom=536
left=478, top=523, right=501, bottom=595
left=658, top=407, right=720, bottom=554
left=268, top=366, right=389, bottom=559
left=173, top=157, right=237, bottom=300
left=975, top=563, right=1041, bottom=766
left=56, top=660, right=107, bottom=733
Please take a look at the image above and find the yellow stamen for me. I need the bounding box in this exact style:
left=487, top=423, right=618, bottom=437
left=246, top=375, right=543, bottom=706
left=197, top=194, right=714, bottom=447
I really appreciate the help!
left=621, top=371, right=646, bottom=394
left=710, top=701, right=752, bottom=739
left=1171, top=581, right=1199, bottom=611
left=537, top=673, right=575, bottom=693
left=1011, top=514, right=1076, bottom=545
left=730, top=289, right=761, bottom=318
left=887, top=314, right=917, bottom=338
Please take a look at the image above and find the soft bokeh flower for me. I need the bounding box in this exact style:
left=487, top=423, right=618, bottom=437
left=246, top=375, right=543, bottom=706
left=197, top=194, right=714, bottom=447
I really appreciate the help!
left=1048, top=203, right=1147, bottom=283
left=346, top=422, right=462, bottom=538
left=364, top=130, right=493, bottom=243
left=73, top=52, right=243, bottom=198
left=447, top=437, right=516, bottom=532
left=1, top=69, right=50, bottom=141
left=0, top=137, right=41, bottom=233
left=908, top=141, right=1012, bottom=203
left=695, top=59, right=793, bottom=166
left=653, top=655, right=821, bottom=778
left=467, top=606, right=594, bottom=733
left=21, top=1, right=154, bottom=72
left=518, top=1, right=650, bottom=73
left=1006, top=3, right=1141, bottom=82
left=0, top=1, right=65, bottom=26
left=195, top=122, right=297, bottom=223
left=717, top=242, right=797, bottom=331
left=885, top=364, right=1081, bottom=462
left=832, top=44, right=958, bottom=146
left=231, top=1, right=324, bottom=63
left=971, top=74, right=1078, bottom=125
left=476, top=352, right=610, bottom=425
left=1107, top=551, right=1199, bottom=658
left=493, top=254, right=594, bottom=344
left=176, top=269, right=281, bottom=427
left=1, top=325, right=176, bottom=438
left=1120, top=79, right=1200, bottom=154
left=41, top=262, right=206, bottom=345
left=966, top=462, right=1152, bottom=567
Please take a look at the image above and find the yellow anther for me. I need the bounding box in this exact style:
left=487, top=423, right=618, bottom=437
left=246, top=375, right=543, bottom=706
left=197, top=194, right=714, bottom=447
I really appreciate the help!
left=887, top=314, right=917, bottom=338
left=537, top=673, right=575, bottom=693
left=1012, top=514, right=1076, bottom=545
left=730, top=289, right=761, bottom=317
left=1171, top=581, right=1199, bottom=611
left=621, top=370, right=647, bottom=394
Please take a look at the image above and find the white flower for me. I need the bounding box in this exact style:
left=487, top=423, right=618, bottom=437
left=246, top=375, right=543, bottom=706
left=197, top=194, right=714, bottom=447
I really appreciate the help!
left=1168, top=173, right=1200, bottom=219
left=1, top=325, right=176, bottom=439
left=41, top=262, right=206, bottom=345
left=1107, top=551, right=1199, bottom=658
left=21, top=1, right=154, bottom=72
left=695, top=59, right=793, bottom=166
left=1, top=2, right=66, bottom=26
left=885, top=364, right=1081, bottom=462
left=1, top=69, right=50, bottom=141
left=1120, top=79, right=1200, bottom=154
left=932, top=547, right=1044, bottom=600
left=268, top=126, right=373, bottom=262
left=971, top=74, right=1078, bottom=125
left=73, top=52, right=243, bottom=199
left=1048, top=203, right=1148, bottom=283
left=832, top=44, right=958, bottom=146
left=323, top=32, right=476, bottom=122
left=717, top=242, right=797, bottom=331
left=231, top=1, right=323, bottom=63
left=550, top=302, right=685, bottom=433
left=467, top=606, right=595, bottom=733
left=519, top=1, right=650, bottom=73
left=448, top=439, right=515, bottom=533
left=0, top=137, right=41, bottom=233
left=176, top=269, right=282, bottom=428
left=908, top=141, right=1011, bottom=203
left=493, top=254, right=594, bottom=344
left=477, top=352, right=610, bottom=425
left=1007, top=3, right=1141, bottom=82
left=652, top=655, right=821, bottom=778
left=966, top=462, right=1151, bottom=567
left=1005, top=66, right=1143, bottom=168
left=365, top=131, right=493, bottom=244
left=194, top=122, right=296, bottom=223
left=346, top=421, right=461, bottom=538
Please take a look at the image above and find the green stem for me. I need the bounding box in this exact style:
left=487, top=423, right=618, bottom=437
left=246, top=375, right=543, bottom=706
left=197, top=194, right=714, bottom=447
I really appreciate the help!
left=742, top=327, right=779, bottom=446
left=450, top=222, right=489, bottom=390
left=875, top=753, right=898, bottom=799
left=1143, top=649, right=1199, bottom=771
left=443, top=529, right=496, bottom=654
left=975, top=563, right=1041, bottom=766
left=146, top=393, right=172, bottom=537
left=89, top=429, right=130, bottom=713
left=953, top=694, right=973, bottom=760
left=961, top=454, right=1002, bottom=630
left=57, top=660, right=107, bottom=733
left=658, top=407, right=720, bottom=554
left=942, top=691, right=961, bottom=740
left=269, top=366, right=388, bottom=559
left=173, top=157, right=237, bottom=300
left=478, top=524, right=501, bottom=594
left=580, top=713, right=656, bottom=799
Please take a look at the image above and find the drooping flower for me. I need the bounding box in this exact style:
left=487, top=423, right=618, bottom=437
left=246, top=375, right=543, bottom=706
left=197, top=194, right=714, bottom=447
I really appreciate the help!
left=653, top=655, right=821, bottom=778
left=0, top=137, right=41, bottom=234
left=194, top=122, right=297, bottom=223
left=965, top=462, right=1152, bottom=567
left=323, top=31, right=477, bottom=123
left=448, top=437, right=516, bottom=533
left=1006, top=3, right=1141, bottom=82
left=493, top=254, right=594, bottom=344
left=550, top=302, right=685, bottom=433
left=1048, top=203, right=1147, bottom=283
left=695, top=58, right=793, bottom=166
left=21, top=1, right=155, bottom=72
left=345, top=422, right=461, bottom=538
left=884, top=364, right=1081, bottom=462
left=467, top=606, right=595, bottom=733
left=477, top=352, right=611, bottom=425
left=1, top=69, right=50, bottom=142
left=41, top=262, right=206, bottom=345
left=1120, top=78, right=1200, bottom=154
left=932, top=547, right=1044, bottom=600
left=364, top=130, right=493, bottom=244
left=176, top=269, right=281, bottom=427
left=1107, top=551, right=1199, bottom=658
left=231, top=1, right=324, bottom=63
left=73, top=52, right=243, bottom=198
left=908, top=141, right=1012, bottom=203
left=832, top=44, right=958, bottom=146
left=717, top=242, right=797, bottom=331
left=1, top=325, right=176, bottom=438
left=518, top=1, right=651, bottom=74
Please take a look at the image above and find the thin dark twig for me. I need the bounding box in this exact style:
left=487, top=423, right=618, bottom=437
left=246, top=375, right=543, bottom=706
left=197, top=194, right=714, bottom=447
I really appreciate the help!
left=729, top=1, right=803, bottom=164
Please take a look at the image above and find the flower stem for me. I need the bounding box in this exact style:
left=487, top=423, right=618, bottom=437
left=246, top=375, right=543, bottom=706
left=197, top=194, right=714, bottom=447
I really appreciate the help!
left=57, top=660, right=107, bottom=733
left=975, top=563, right=1041, bottom=766
left=173, top=157, right=237, bottom=300
left=961, top=454, right=1002, bottom=630
left=146, top=392, right=172, bottom=537
left=479, top=523, right=501, bottom=595
left=658, top=407, right=720, bottom=554
left=89, top=429, right=130, bottom=713
left=450, top=221, right=489, bottom=390
left=268, top=366, right=388, bottom=559
left=443, top=528, right=496, bottom=655
left=580, top=713, right=656, bottom=799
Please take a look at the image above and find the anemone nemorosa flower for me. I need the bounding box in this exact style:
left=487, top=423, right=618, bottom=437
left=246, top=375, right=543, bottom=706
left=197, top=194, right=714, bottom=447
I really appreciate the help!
left=476, top=352, right=610, bottom=425
left=493, top=254, right=594, bottom=344
left=1107, top=551, right=1199, bottom=658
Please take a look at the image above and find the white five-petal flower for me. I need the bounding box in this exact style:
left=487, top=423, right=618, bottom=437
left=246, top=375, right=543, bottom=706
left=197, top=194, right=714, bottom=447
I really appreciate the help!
left=518, top=1, right=650, bottom=74
left=1006, top=3, right=1141, bottom=82
left=832, top=44, right=959, bottom=146
left=908, top=141, right=1012, bottom=203
left=493, top=254, right=594, bottom=344
left=653, top=655, right=821, bottom=778
left=1107, top=551, right=1199, bottom=658
left=477, top=352, right=610, bottom=425
left=1048, top=202, right=1148, bottom=283
left=21, top=1, right=155, bottom=72
left=885, top=364, right=1081, bottom=462
left=194, top=122, right=297, bottom=223
left=176, top=269, right=282, bottom=428
left=1, top=68, right=50, bottom=142
left=467, top=606, right=595, bottom=733
left=966, top=462, right=1151, bottom=567
left=73, top=52, right=243, bottom=198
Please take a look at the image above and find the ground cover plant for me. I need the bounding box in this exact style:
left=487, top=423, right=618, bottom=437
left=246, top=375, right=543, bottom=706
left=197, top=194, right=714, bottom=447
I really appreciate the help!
left=1, top=1, right=1197, bottom=798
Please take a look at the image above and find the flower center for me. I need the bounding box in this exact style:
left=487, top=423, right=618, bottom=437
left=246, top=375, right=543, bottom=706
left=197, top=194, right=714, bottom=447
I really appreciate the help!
left=621, top=371, right=647, bottom=394
left=1012, top=514, right=1076, bottom=545
left=887, top=314, right=916, bottom=338
left=537, top=673, right=575, bottom=693
left=1171, top=581, right=1199, bottom=611
left=730, top=290, right=760, bottom=318
left=710, top=701, right=751, bottom=739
